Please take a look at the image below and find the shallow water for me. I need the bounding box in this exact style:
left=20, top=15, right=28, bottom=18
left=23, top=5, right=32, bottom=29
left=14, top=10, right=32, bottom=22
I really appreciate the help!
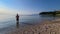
left=0, top=15, right=59, bottom=34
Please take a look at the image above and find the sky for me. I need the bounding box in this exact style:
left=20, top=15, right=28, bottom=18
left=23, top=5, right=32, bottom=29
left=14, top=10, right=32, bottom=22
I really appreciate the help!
left=0, top=0, right=60, bottom=15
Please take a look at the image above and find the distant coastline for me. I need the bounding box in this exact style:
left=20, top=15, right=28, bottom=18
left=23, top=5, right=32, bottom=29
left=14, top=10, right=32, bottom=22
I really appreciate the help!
left=39, top=11, right=60, bottom=16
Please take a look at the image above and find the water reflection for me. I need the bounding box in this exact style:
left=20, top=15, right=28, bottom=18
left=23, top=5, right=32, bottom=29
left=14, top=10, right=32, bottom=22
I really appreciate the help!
left=16, top=21, right=19, bottom=28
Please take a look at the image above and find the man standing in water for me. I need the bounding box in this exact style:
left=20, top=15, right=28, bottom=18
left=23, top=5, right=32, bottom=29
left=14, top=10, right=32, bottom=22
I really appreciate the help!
left=16, top=13, right=19, bottom=28
left=16, top=14, right=19, bottom=22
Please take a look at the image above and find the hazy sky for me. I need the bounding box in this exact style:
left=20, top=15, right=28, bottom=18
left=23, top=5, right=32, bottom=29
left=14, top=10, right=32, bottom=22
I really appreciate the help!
left=0, top=0, right=60, bottom=15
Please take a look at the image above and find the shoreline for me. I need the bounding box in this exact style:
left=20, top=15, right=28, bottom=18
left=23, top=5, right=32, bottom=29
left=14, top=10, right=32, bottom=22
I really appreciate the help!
left=5, top=19, right=60, bottom=34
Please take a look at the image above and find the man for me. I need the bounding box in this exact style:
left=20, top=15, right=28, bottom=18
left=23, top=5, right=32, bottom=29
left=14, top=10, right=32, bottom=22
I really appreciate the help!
left=16, top=14, right=19, bottom=21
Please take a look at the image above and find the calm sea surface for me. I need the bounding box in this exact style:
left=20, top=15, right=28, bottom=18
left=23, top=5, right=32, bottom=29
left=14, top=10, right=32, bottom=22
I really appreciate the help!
left=0, top=15, right=60, bottom=34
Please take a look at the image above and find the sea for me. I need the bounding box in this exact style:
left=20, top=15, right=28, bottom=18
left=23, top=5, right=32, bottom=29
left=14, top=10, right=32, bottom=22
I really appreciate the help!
left=0, top=14, right=60, bottom=34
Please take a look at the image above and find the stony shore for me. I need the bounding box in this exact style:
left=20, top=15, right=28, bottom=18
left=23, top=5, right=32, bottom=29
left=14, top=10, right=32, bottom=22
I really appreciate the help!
left=6, top=19, right=60, bottom=34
